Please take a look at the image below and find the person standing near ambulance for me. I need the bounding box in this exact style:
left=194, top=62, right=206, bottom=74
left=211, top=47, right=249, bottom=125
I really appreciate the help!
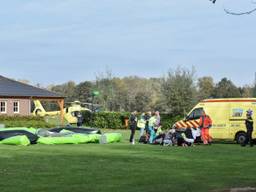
left=199, top=110, right=213, bottom=145
left=242, top=109, right=254, bottom=147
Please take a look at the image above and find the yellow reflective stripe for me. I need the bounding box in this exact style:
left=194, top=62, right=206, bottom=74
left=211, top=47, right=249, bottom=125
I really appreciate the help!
left=186, top=122, right=193, bottom=128
left=176, top=123, right=181, bottom=128
left=180, top=121, right=187, bottom=127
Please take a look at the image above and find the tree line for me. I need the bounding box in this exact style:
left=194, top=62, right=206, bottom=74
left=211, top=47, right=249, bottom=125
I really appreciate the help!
left=46, top=67, right=256, bottom=116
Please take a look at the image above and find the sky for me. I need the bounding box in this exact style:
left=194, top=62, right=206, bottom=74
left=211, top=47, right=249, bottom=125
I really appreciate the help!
left=0, top=0, right=256, bottom=86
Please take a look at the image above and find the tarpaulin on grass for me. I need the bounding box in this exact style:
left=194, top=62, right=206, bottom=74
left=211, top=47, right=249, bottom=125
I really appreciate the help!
left=0, top=127, right=37, bottom=134
left=49, top=127, right=101, bottom=135
left=0, top=130, right=38, bottom=144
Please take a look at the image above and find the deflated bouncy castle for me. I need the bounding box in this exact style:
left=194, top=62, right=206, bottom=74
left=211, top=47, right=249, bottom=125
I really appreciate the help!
left=0, top=127, right=122, bottom=146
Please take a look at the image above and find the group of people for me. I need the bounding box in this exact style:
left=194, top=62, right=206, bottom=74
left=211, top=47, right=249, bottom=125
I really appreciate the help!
left=129, top=109, right=213, bottom=146
left=129, top=108, right=255, bottom=147
left=129, top=111, right=161, bottom=145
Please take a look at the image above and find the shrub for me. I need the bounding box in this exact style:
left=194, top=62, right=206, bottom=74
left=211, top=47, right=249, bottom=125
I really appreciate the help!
left=82, top=111, right=130, bottom=129
left=0, top=115, right=55, bottom=128
left=160, top=114, right=183, bottom=130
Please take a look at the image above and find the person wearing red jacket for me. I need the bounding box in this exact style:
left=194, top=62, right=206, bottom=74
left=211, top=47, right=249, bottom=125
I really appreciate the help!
left=199, top=110, right=213, bottom=145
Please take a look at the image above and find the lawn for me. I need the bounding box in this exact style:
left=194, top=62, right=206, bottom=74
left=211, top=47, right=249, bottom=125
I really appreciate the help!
left=0, top=130, right=256, bottom=192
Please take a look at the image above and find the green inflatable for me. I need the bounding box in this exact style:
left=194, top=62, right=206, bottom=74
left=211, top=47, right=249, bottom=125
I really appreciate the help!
left=0, top=135, right=30, bottom=146
left=71, top=134, right=92, bottom=144
left=100, top=133, right=122, bottom=144
left=37, top=136, right=79, bottom=145
left=0, top=127, right=121, bottom=146
left=37, top=134, right=101, bottom=145
left=87, top=134, right=101, bottom=143
left=71, top=134, right=100, bottom=144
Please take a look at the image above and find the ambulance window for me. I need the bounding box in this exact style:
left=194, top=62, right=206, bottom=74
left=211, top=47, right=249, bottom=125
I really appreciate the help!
left=193, top=108, right=204, bottom=119
left=187, top=108, right=204, bottom=120
left=231, top=108, right=243, bottom=118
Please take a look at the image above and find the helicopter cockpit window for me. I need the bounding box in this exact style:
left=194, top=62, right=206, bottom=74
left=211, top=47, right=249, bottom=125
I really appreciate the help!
left=71, top=112, right=76, bottom=117
left=72, top=111, right=80, bottom=117
left=186, top=108, right=204, bottom=120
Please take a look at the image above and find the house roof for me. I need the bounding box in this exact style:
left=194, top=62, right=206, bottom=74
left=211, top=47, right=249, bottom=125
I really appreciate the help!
left=0, top=75, right=64, bottom=99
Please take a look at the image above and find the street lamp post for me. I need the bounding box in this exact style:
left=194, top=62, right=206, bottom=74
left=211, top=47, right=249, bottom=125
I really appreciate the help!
left=90, top=91, right=100, bottom=125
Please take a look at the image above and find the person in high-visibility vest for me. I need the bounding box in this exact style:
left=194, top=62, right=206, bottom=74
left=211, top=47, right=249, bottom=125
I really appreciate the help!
left=199, top=110, right=213, bottom=145
left=137, top=113, right=146, bottom=138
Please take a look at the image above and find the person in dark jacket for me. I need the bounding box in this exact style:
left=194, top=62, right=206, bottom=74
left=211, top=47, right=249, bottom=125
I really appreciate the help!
left=242, top=109, right=254, bottom=147
left=129, top=111, right=137, bottom=145
left=76, top=111, right=84, bottom=127
left=144, top=111, right=151, bottom=134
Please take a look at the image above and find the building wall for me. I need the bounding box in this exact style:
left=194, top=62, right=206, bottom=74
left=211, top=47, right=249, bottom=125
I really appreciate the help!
left=0, top=98, right=31, bottom=116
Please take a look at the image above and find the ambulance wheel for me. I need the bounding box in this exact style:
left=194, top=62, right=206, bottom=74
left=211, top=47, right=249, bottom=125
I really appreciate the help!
left=236, top=132, right=246, bottom=144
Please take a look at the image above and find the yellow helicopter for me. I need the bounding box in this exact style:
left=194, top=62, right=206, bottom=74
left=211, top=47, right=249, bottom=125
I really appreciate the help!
left=32, top=100, right=92, bottom=124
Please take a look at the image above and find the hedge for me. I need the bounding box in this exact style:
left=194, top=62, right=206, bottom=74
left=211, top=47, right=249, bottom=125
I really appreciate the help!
left=0, top=115, right=55, bottom=128
left=160, top=114, right=183, bottom=130
left=83, top=111, right=130, bottom=129
left=0, top=113, right=183, bottom=130
left=82, top=111, right=182, bottom=130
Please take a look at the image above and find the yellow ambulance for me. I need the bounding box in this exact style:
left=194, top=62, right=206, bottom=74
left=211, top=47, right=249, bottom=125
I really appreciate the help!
left=173, top=98, right=256, bottom=143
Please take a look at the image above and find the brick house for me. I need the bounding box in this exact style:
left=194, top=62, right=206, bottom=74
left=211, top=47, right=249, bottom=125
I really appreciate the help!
left=0, top=75, right=65, bottom=116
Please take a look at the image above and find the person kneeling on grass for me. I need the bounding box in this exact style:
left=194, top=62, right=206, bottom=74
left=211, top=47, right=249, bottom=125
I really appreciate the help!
left=177, top=128, right=195, bottom=147
left=152, top=124, right=164, bottom=144
left=153, top=128, right=177, bottom=146
left=191, top=127, right=201, bottom=144
left=163, top=128, right=177, bottom=146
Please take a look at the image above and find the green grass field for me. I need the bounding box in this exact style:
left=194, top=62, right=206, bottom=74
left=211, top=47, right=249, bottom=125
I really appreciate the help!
left=0, top=130, right=256, bottom=192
